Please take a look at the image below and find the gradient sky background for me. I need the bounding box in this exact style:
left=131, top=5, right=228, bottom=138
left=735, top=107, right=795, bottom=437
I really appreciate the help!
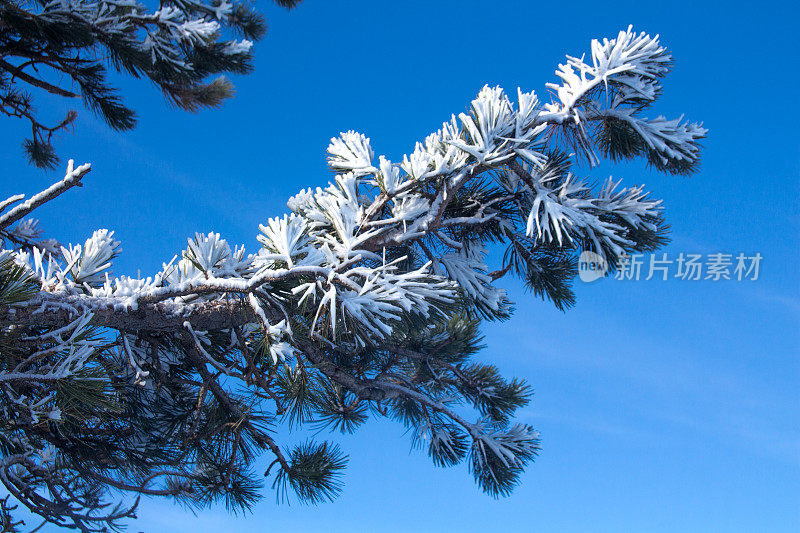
left=1, top=1, right=798, bottom=531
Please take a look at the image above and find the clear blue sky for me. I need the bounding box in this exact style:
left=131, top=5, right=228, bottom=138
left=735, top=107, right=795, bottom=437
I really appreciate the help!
left=1, top=1, right=798, bottom=531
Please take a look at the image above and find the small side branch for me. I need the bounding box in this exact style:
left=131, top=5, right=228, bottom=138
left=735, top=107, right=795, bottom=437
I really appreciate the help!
left=0, top=160, right=91, bottom=230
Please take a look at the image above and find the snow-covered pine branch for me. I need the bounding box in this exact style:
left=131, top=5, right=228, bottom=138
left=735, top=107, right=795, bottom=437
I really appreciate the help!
left=0, top=27, right=704, bottom=531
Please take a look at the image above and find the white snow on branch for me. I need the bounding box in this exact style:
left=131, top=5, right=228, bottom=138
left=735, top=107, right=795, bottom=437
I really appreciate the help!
left=1, top=27, right=701, bottom=357
left=61, top=229, right=120, bottom=286
left=472, top=422, right=540, bottom=469
left=327, top=131, right=377, bottom=176
left=545, top=25, right=671, bottom=116
left=434, top=244, right=510, bottom=317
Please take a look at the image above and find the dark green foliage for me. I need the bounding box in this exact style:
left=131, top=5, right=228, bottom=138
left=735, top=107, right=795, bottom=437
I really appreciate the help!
left=644, top=143, right=702, bottom=175
left=470, top=447, right=522, bottom=497
left=22, top=138, right=59, bottom=169
left=444, top=177, right=520, bottom=244
left=0, top=253, right=40, bottom=305
left=0, top=0, right=302, bottom=168
left=193, top=462, right=264, bottom=512
left=470, top=442, right=526, bottom=497
left=426, top=423, right=469, bottom=467
left=623, top=214, right=671, bottom=254
left=504, top=235, right=578, bottom=311
left=0, top=26, right=706, bottom=529
left=596, top=115, right=702, bottom=176
left=312, top=380, right=368, bottom=434
left=75, top=63, right=138, bottom=131
left=469, top=424, right=540, bottom=498
left=273, top=441, right=348, bottom=504
left=276, top=364, right=317, bottom=428
left=597, top=115, right=646, bottom=162
left=395, top=313, right=485, bottom=365
left=168, top=76, right=237, bottom=112
left=459, top=364, right=532, bottom=424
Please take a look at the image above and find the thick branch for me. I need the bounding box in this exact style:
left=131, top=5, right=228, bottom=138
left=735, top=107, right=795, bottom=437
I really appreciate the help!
left=3, top=294, right=267, bottom=333
left=0, top=58, right=78, bottom=98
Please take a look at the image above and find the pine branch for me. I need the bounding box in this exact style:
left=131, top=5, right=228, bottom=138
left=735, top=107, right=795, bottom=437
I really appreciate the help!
left=0, top=160, right=91, bottom=230
left=0, top=27, right=704, bottom=528
left=0, top=0, right=302, bottom=166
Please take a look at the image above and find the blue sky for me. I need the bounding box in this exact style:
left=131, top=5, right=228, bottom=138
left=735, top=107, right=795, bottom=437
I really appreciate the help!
left=1, top=0, right=798, bottom=531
